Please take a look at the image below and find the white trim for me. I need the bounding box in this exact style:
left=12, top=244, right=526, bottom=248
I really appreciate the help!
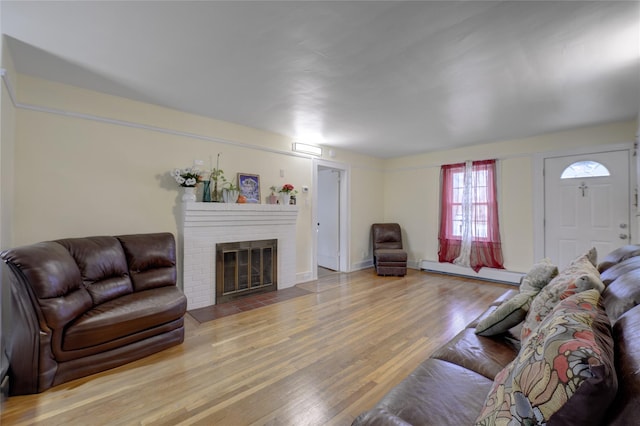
left=419, top=260, right=522, bottom=284
left=384, top=153, right=531, bottom=173
left=533, top=142, right=636, bottom=261
left=0, top=77, right=316, bottom=160
left=296, top=271, right=314, bottom=284
left=0, top=68, right=18, bottom=107
left=351, top=259, right=374, bottom=271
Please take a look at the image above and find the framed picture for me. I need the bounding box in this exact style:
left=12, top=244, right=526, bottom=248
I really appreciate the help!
left=237, top=173, right=261, bottom=203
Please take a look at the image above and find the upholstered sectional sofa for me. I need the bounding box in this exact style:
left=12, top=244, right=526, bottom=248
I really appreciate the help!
left=353, top=246, right=640, bottom=425
left=1, top=232, right=187, bottom=395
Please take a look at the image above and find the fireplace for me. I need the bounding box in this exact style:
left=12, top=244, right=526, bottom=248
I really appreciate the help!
left=216, top=239, right=277, bottom=303
left=182, top=202, right=298, bottom=309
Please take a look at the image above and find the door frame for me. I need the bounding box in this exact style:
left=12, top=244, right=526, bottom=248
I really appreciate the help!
left=533, top=142, right=636, bottom=261
left=312, top=158, right=351, bottom=280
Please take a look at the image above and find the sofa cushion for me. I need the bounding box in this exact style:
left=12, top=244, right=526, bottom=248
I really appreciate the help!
left=599, top=256, right=640, bottom=286
left=602, top=305, right=640, bottom=425
left=597, top=244, right=640, bottom=273
left=432, top=328, right=519, bottom=380
left=63, top=286, right=187, bottom=351
left=521, top=249, right=603, bottom=343
left=519, top=258, right=558, bottom=293
left=56, top=236, right=134, bottom=305
left=601, top=269, right=640, bottom=324
left=353, top=359, right=493, bottom=426
left=476, top=290, right=617, bottom=426
left=117, top=233, right=177, bottom=291
left=475, top=291, right=537, bottom=337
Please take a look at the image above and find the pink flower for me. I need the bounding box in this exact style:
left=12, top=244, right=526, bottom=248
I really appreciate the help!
left=280, top=184, right=295, bottom=193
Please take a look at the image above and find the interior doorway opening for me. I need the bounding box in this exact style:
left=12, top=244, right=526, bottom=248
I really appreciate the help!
left=312, top=159, right=350, bottom=280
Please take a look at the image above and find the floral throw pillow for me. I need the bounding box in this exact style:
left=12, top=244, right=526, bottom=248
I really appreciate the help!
left=475, top=289, right=617, bottom=426
left=521, top=249, right=603, bottom=344
left=519, top=258, right=558, bottom=293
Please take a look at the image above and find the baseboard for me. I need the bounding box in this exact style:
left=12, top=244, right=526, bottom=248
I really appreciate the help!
left=296, top=271, right=314, bottom=284
left=298, top=259, right=520, bottom=284
left=350, top=259, right=374, bottom=271
left=419, top=260, right=522, bottom=284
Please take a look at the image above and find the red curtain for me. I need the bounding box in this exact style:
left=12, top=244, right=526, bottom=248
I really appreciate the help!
left=438, top=159, right=504, bottom=272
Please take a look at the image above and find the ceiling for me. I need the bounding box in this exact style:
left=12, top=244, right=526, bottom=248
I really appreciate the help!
left=2, top=1, right=639, bottom=158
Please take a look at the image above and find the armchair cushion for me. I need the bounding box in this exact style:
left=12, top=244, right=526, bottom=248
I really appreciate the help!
left=374, top=249, right=407, bottom=263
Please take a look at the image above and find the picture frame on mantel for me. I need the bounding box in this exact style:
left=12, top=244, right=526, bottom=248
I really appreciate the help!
left=237, top=173, right=261, bottom=203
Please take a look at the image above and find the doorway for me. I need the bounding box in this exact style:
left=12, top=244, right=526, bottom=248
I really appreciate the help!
left=317, top=167, right=340, bottom=271
left=312, top=159, right=350, bottom=280
left=534, top=144, right=635, bottom=268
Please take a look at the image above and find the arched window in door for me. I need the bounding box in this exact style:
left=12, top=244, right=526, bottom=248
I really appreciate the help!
left=560, top=160, right=611, bottom=179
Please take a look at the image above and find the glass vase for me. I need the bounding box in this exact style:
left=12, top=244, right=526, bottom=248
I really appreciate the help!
left=202, top=180, right=212, bottom=202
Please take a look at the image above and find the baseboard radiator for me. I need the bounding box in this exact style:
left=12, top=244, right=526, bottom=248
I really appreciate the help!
left=419, top=260, right=522, bottom=285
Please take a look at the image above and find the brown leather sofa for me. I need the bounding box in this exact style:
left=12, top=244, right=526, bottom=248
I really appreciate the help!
left=1, top=232, right=188, bottom=395
left=371, top=223, right=407, bottom=276
left=353, top=246, right=640, bottom=425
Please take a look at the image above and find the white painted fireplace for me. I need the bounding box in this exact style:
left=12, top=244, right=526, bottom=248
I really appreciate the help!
left=181, top=202, right=299, bottom=310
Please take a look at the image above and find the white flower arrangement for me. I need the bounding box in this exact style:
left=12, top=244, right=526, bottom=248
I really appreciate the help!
left=172, top=168, right=201, bottom=187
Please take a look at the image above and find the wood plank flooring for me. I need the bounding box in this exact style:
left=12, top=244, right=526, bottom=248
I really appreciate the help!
left=0, top=268, right=513, bottom=426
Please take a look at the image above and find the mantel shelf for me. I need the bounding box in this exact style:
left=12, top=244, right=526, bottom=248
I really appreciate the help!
left=183, top=202, right=299, bottom=213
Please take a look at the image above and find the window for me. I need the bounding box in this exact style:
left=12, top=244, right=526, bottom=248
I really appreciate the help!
left=560, top=160, right=610, bottom=179
left=438, top=159, right=504, bottom=272
left=451, top=168, right=489, bottom=239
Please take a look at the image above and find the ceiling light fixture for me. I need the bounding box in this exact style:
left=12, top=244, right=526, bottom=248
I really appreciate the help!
left=292, top=142, right=322, bottom=156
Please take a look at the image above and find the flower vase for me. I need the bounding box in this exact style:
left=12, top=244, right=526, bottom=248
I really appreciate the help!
left=212, top=181, right=220, bottom=202
left=182, top=186, right=197, bottom=202
left=223, top=189, right=240, bottom=203
left=279, top=193, right=291, bottom=205
left=202, top=180, right=212, bottom=202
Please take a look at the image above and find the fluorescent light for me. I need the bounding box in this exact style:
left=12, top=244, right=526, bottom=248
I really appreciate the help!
left=292, top=142, right=322, bottom=156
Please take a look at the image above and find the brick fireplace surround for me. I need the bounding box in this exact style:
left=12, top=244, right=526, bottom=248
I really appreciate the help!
left=181, top=202, right=299, bottom=310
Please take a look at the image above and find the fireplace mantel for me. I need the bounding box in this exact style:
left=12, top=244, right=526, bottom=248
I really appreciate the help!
left=181, top=202, right=299, bottom=309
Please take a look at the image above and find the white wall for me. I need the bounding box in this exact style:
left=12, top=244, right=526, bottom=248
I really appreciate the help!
left=11, top=74, right=385, bottom=283
left=383, top=120, right=638, bottom=273
left=7, top=71, right=638, bottom=281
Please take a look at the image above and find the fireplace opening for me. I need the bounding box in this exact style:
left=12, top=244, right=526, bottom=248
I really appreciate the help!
left=216, top=239, right=277, bottom=304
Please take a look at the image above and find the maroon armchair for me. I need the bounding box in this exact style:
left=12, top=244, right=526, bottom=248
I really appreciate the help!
left=371, top=223, right=407, bottom=276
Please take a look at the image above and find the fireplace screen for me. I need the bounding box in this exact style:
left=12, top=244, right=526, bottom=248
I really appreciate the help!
left=216, top=239, right=277, bottom=304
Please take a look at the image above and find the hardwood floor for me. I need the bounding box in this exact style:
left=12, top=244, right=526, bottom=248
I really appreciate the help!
left=1, top=268, right=513, bottom=426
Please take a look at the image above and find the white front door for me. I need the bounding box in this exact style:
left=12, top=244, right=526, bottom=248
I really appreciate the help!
left=544, top=150, right=630, bottom=269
